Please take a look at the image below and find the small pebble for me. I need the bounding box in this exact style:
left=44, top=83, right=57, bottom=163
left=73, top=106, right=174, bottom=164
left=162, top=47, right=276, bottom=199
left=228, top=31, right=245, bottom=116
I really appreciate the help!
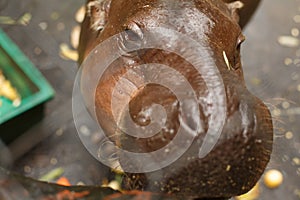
left=39, top=22, right=48, bottom=30
left=80, top=125, right=91, bottom=136
left=282, top=101, right=290, bottom=109
left=24, top=165, right=31, bottom=173
left=292, top=157, right=300, bottom=165
left=57, top=22, right=65, bottom=31
left=284, top=58, right=293, bottom=66
left=263, top=169, right=283, bottom=189
left=77, top=181, right=85, bottom=186
left=50, top=157, right=58, bottom=165
left=55, top=128, right=64, bottom=136
left=272, top=109, right=281, bottom=117
left=294, top=15, right=300, bottom=23
left=34, top=47, right=42, bottom=55
left=285, top=131, right=294, bottom=139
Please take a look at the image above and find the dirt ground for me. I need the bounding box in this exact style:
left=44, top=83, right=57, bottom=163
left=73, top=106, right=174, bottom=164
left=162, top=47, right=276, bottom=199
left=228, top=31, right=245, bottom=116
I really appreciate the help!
left=0, top=0, right=299, bottom=199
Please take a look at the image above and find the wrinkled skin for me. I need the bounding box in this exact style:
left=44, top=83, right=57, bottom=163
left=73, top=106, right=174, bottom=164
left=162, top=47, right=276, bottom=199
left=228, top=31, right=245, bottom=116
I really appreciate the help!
left=78, top=0, right=273, bottom=199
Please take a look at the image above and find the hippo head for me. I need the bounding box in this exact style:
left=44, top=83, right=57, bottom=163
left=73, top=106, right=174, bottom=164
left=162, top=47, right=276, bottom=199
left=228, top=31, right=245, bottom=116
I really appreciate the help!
left=78, top=0, right=273, bottom=199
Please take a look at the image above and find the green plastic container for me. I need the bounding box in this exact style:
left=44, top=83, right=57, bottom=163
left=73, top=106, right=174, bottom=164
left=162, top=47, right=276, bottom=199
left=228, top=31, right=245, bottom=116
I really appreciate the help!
left=0, top=29, right=54, bottom=144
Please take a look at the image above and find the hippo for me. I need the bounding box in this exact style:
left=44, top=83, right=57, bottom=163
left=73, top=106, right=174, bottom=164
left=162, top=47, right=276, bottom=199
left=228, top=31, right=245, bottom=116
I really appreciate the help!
left=78, top=0, right=273, bottom=199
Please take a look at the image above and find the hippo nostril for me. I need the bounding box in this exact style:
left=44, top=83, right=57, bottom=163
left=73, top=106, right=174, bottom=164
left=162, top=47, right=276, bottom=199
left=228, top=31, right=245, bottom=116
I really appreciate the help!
left=124, top=29, right=142, bottom=45
left=239, top=101, right=255, bottom=139
left=118, top=27, right=144, bottom=56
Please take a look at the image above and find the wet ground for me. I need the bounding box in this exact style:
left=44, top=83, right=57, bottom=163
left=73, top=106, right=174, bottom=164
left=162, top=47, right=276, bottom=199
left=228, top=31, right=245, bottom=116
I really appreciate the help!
left=0, top=0, right=300, bottom=199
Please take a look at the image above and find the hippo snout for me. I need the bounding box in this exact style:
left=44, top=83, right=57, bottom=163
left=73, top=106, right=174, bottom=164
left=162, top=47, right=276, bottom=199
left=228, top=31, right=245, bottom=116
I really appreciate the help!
left=117, top=73, right=273, bottom=198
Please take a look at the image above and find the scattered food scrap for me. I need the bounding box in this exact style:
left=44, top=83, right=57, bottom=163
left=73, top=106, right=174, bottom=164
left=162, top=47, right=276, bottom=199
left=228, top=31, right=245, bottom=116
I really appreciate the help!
left=263, top=169, right=283, bottom=189
left=56, top=176, right=71, bottom=186
left=293, top=157, right=300, bottom=165
left=107, top=180, right=121, bottom=191
left=278, top=36, right=300, bottom=48
left=17, top=13, right=32, bottom=26
left=0, top=70, right=21, bottom=107
left=71, top=25, right=81, bottom=49
left=102, top=174, right=123, bottom=191
left=75, top=5, right=86, bottom=23
left=58, top=4, right=85, bottom=62
left=59, top=43, right=79, bottom=61
left=39, top=167, right=64, bottom=182
left=0, top=12, right=32, bottom=26
left=235, top=182, right=260, bottom=200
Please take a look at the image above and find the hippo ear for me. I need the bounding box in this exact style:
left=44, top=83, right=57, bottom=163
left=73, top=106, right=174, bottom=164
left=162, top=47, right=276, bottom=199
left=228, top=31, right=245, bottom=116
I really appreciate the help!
left=226, top=1, right=244, bottom=23
left=87, top=0, right=111, bottom=32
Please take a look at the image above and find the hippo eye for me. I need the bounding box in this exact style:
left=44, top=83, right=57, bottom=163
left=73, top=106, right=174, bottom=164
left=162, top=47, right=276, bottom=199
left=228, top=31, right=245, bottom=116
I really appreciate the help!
left=233, top=34, right=245, bottom=70
left=236, top=34, right=245, bottom=51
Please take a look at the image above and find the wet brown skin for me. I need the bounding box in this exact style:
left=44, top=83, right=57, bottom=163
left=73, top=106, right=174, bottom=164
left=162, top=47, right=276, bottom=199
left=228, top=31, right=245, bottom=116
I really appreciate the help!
left=78, top=0, right=273, bottom=199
